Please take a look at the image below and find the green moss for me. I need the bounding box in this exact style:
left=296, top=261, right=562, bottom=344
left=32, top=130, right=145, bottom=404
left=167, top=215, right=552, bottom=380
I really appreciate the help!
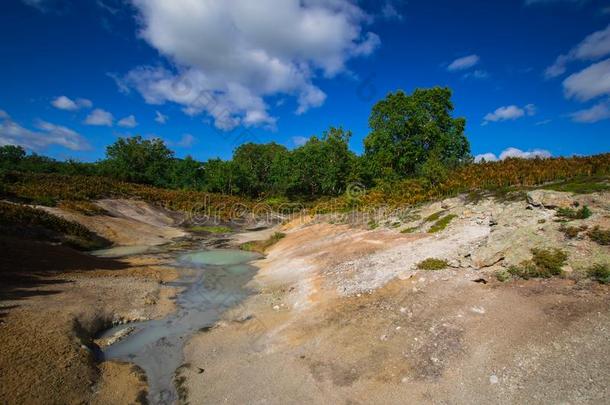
left=417, top=258, right=449, bottom=270
left=588, top=263, right=610, bottom=284
left=495, top=269, right=511, bottom=282
left=189, top=225, right=232, bottom=234
left=401, top=226, right=418, bottom=234
left=424, top=210, right=446, bottom=222
left=428, top=214, right=457, bottom=233
left=588, top=226, right=610, bottom=246
left=240, top=232, right=286, bottom=253
left=508, top=248, right=568, bottom=279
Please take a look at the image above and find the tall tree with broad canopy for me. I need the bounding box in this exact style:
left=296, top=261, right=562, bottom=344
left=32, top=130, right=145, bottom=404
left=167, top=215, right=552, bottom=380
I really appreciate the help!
left=101, top=136, right=174, bottom=186
left=232, top=142, right=289, bottom=197
left=364, top=87, right=471, bottom=180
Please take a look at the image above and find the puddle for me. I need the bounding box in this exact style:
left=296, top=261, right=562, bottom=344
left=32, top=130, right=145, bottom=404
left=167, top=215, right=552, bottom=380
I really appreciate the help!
left=92, top=245, right=157, bottom=258
left=100, top=248, right=260, bottom=404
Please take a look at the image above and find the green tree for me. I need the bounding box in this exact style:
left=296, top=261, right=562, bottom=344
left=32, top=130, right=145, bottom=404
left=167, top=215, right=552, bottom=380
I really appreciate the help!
left=168, top=156, right=205, bottom=190
left=201, top=158, right=239, bottom=195
left=232, top=142, right=289, bottom=197
left=0, top=145, right=26, bottom=169
left=100, top=136, right=174, bottom=186
left=289, top=127, right=355, bottom=197
left=364, top=87, right=471, bottom=180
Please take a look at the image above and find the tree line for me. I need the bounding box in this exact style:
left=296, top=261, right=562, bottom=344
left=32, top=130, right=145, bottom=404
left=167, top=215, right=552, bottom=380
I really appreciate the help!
left=0, top=87, right=472, bottom=199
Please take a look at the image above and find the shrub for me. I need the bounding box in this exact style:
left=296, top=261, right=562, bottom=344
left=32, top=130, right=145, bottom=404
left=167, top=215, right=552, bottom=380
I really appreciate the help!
left=556, top=205, right=592, bottom=220
left=417, top=258, right=449, bottom=270
left=588, top=226, right=610, bottom=246
left=588, top=263, right=610, bottom=284
left=428, top=214, right=457, bottom=233
left=508, top=248, right=568, bottom=279
left=560, top=224, right=587, bottom=239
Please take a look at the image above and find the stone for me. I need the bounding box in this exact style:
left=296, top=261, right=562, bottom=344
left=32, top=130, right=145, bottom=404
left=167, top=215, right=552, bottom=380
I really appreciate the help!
left=526, top=190, right=573, bottom=209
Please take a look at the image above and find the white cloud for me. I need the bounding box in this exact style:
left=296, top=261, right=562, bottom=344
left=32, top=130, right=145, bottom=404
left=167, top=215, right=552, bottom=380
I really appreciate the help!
left=563, top=58, right=610, bottom=101
left=155, top=110, right=168, bottom=124
left=475, top=147, right=552, bottom=163
left=546, top=24, right=610, bottom=78
left=462, top=69, right=489, bottom=80
left=0, top=111, right=89, bottom=151
left=381, top=2, right=403, bottom=20
left=483, top=104, right=535, bottom=124
left=51, top=96, right=92, bottom=111
left=177, top=133, right=196, bottom=148
left=118, top=115, right=138, bottom=128
left=119, top=0, right=379, bottom=131
left=447, top=54, right=480, bottom=71
left=84, top=108, right=114, bottom=126
left=292, top=136, right=309, bottom=146
left=569, top=100, right=610, bottom=123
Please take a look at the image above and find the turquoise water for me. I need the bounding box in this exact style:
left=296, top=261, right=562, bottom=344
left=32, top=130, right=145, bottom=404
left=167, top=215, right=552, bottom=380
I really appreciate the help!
left=100, top=248, right=260, bottom=405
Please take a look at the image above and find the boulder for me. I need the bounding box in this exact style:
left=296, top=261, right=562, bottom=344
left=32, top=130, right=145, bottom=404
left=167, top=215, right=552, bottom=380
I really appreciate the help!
left=526, top=190, right=573, bottom=209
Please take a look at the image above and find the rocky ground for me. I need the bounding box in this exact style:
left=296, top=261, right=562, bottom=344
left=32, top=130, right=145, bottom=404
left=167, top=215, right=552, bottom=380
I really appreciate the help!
left=0, top=190, right=609, bottom=404
left=181, top=189, right=610, bottom=404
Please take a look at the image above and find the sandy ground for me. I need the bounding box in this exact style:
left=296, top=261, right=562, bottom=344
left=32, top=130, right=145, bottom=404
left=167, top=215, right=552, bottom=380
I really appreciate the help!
left=181, top=191, right=610, bottom=404
left=1, top=192, right=609, bottom=404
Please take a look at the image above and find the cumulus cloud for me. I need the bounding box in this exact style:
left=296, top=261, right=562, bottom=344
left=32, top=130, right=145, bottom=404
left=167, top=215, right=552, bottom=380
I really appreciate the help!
left=475, top=147, right=551, bottom=163
left=0, top=111, right=89, bottom=151
left=84, top=108, right=114, bottom=126
left=545, top=24, right=610, bottom=78
left=292, top=136, right=309, bottom=146
left=177, top=133, right=196, bottom=148
left=447, top=55, right=480, bottom=71
left=483, top=104, right=536, bottom=124
left=569, top=100, right=610, bottom=123
left=118, top=115, right=138, bottom=128
left=117, top=0, right=380, bottom=131
left=155, top=110, right=168, bottom=124
left=51, top=96, right=92, bottom=111
left=563, top=58, right=610, bottom=101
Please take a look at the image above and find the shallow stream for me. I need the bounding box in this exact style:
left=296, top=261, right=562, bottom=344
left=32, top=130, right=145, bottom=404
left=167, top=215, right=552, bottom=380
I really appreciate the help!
left=98, top=248, right=260, bottom=404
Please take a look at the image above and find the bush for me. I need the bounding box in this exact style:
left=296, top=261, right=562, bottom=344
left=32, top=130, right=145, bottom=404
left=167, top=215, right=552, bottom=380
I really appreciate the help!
left=495, top=269, right=511, bottom=282
left=588, top=226, right=610, bottom=246
left=588, top=263, right=610, bottom=284
left=560, top=224, right=587, bottom=239
left=428, top=214, right=457, bottom=233
left=417, top=258, right=449, bottom=270
left=556, top=205, right=592, bottom=220
left=189, top=225, right=232, bottom=234
left=508, top=248, right=568, bottom=279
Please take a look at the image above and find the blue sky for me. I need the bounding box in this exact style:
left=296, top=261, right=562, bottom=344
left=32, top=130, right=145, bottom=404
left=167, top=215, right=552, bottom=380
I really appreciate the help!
left=1, top=0, right=609, bottom=162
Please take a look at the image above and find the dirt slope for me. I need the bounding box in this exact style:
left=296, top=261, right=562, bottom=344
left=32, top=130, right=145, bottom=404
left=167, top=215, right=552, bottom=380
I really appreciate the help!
left=182, top=190, right=610, bottom=404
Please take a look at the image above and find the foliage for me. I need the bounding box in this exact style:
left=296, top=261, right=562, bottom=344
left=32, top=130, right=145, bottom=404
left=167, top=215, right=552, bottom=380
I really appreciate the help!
left=57, top=200, right=109, bottom=216
left=417, top=258, right=449, bottom=270
left=428, top=214, right=457, bottom=233
left=364, top=87, right=471, bottom=179
left=424, top=210, right=446, bottom=222
left=556, top=205, right=591, bottom=220
left=587, top=226, right=610, bottom=246
left=99, top=136, right=174, bottom=186
left=495, top=269, right=511, bottom=282
left=588, top=263, right=610, bottom=284
left=543, top=177, right=610, bottom=194
left=232, top=142, right=289, bottom=197
left=240, top=232, right=286, bottom=253
left=0, top=201, right=109, bottom=250
left=401, top=226, right=418, bottom=234
left=508, top=248, right=568, bottom=279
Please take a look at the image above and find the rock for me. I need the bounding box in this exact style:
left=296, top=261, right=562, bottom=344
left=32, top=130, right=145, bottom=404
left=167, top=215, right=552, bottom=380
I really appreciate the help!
left=489, top=374, right=499, bottom=384
left=526, top=190, right=573, bottom=209
left=471, top=306, right=486, bottom=314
